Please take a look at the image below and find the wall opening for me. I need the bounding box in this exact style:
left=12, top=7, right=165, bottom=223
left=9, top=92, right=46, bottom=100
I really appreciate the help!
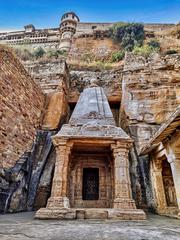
left=83, top=168, right=99, bottom=200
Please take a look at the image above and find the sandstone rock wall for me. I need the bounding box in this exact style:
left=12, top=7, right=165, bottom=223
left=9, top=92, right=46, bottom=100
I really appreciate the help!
left=0, top=46, right=45, bottom=168
left=69, top=37, right=119, bottom=62
left=69, top=69, right=122, bottom=104
left=24, top=59, right=69, bottom=94
left=24, top=59, right=70, bottom=130
left=24, top=60, right=122, bottom=126
left=121, top=53, right=180, bottom=151
left=120, top=53, right=180, bottom=210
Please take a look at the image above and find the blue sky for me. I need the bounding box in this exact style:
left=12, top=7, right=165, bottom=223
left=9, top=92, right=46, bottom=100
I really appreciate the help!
left=0, top=0, right=180, bottom=30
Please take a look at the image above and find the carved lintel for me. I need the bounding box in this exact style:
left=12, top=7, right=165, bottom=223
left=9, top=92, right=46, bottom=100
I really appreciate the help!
left=116, top=140, right=133, bottom=149
left=52, top=136, right=69, bottom=147
left=111, top=141, right=133, bottom=152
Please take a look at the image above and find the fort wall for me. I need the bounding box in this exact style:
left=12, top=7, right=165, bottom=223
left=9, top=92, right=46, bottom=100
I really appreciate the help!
left=0, top=46, right=45, bottom=168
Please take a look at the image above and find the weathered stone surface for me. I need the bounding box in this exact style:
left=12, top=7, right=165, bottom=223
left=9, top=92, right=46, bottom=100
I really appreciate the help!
left=36, top=208, right=146, bottom=220
left=69, top=69, right=122, bottom=104
left=25, top=61, right=122, bottom=105
left=0, top=151, right=32, bottom=213
left=69, top=37, right=119, bottom=62
left=0, top=130, right=56, bottom=213
left=26, top=131, right=55, bottom=211
left=122, top=53, right=180, bottom=134
left=24, top=59, right=69, bottom=94
left=120, top=52, right=180, bottom=213
left=34, top=149, right=56, bottom=210
left=42, top=92, right=69, bottom=130
left=25, top=60, right=70, bottom=131
left=108, top=209, right=146, bottom=220
left=0, top=46, right=45, bottom=169
left=36, top=208, right=76, bottom=220
left=85, top=209, right=108, bottom=219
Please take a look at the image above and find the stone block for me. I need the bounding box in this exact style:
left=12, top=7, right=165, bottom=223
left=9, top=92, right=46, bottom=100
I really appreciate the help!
left=76, top=209, right=85, bottom=219
left=108, top=209, right=146, bottom=220
left=35, top=208, right=76, bottom=220
left=84, top=209, right=108, bottom=219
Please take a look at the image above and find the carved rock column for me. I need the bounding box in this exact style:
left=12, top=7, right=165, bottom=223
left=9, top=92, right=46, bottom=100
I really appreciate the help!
left=111, top=142, right=136, bottom=209
left=151, top=158, right=167, bottom=212
left=47, top=139, right=72, bottom=208
left=165, top=137, right=180, bottom=215
left=169, top=153, right=180, bottom=214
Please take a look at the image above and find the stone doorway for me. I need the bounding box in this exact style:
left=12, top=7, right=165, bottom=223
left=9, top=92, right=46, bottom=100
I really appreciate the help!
left=162, top=159, right=178, bottom=207
left=83, top=168, right=99, bottom=200
left=68, top=146, right=113, bottom=209
left=152, top=155, right=178, bottom=214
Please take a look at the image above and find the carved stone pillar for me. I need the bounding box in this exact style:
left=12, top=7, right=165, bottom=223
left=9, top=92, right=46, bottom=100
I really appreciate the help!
left=47, top=139, right=72, bottom=208
left=152, top=158, right=167, bottom=212
left=111, top=142, right=136, bottom=209
left=165, top=137, right=180, bottom=215
left=169, top=155, right=180, bottom=213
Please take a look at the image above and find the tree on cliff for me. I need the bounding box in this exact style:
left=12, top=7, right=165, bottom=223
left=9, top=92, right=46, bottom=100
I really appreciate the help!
left=109, top=22, right=144, bottom=51
left=33, top=47, right=45, bottom=59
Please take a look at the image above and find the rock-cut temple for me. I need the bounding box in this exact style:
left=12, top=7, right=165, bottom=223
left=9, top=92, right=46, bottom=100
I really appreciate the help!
left=36, top=86, right=146, bottom=219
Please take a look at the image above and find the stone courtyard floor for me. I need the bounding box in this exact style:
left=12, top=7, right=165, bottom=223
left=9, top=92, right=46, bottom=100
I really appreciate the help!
left=0, top=212, right=180, bottom=240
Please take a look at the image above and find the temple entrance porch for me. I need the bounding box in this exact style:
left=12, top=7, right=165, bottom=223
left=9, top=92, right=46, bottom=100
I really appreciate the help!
left=151, top=150, right=179, bottom=216
left=68, top=144, right=113, bottom=208
left=35, top=138, right=146, bottom=220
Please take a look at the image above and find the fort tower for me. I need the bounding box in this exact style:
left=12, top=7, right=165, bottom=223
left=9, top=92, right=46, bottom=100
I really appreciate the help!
left=59, top=12, right=80, bottom=51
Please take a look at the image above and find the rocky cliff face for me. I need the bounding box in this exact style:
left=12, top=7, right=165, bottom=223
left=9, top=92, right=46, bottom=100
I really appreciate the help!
left=120, top=53, right=180, bottom=209
left=69, top=37, right=119, bottom=62
left=121, top=53, right=180, bottom=151
left=0, top=43, right=180, bottom=214
left=69, top=69, right=122, bottom=104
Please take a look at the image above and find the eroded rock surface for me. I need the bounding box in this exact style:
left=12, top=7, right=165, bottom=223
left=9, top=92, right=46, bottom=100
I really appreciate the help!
left=120, top=53, right=180, bottom=210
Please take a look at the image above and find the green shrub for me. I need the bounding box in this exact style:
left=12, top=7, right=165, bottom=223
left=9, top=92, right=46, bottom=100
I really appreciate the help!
left=47, top=50, right=59, bottom=58
left=147, top=40, right=160, bottom=49
left=111, top=51, right=125, bottom=62
left=57, top=49, right=67, bottom=57
left=47, top=49, right=67, bottom=58
left=109, top=22, right=144, bottom=51
left=133, top=45, right=158, bottom=58
left=165, top=49, right=178, bottom=55
left=33, top=47, right=45, bottom=59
